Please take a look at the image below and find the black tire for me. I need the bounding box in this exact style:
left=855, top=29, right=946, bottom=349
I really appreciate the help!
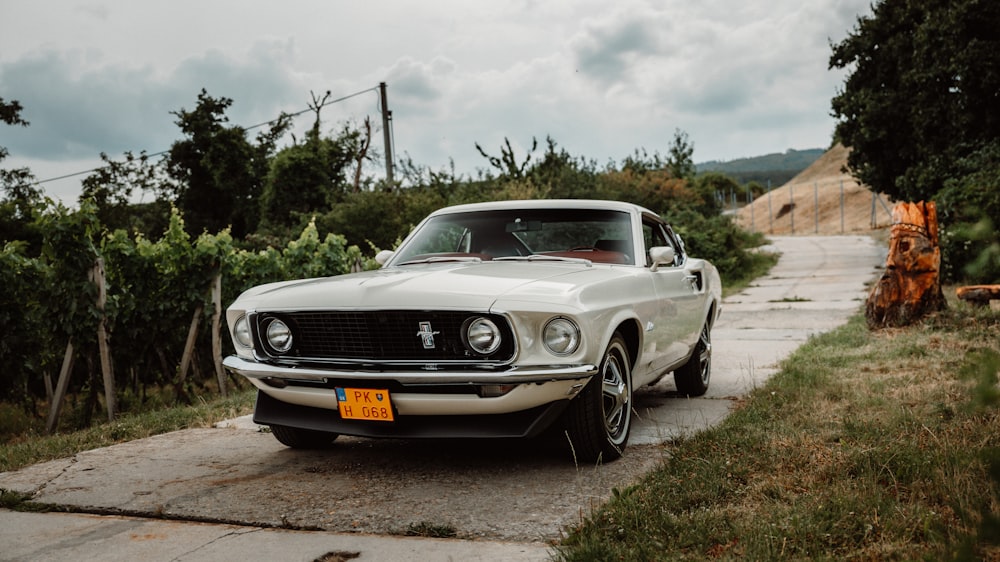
left=269, top=424, right=338, bottom=449
left=674, top=318, right=712, bottom=397
left=562, top=334, right=633, bottom=462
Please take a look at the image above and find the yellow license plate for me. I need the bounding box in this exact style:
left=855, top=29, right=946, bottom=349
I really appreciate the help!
left=335, top=387, right=394, bottom=422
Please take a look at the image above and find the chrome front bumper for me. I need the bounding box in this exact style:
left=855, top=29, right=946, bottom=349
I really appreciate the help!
left=223, top=355, right=596, bottom=417
left=222, top=355, right=597, bottom=385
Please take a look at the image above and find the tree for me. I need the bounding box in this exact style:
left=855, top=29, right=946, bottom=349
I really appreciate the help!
left=80, top=151, right=174, bottom=235
left=666, top=128, right=695, bottom=181
left=1, top=98, right=41, bottom=245
left=526, top=137, right=598, bottom=199
left=165, top=90, right=290, bottom=237
left=829, top=0, right=1000, bottom=201
left=0, top=99, right=36, bottom=196
left=475, top=137, right=538, bottom=181
left=259, top=93, right=364, bottom=233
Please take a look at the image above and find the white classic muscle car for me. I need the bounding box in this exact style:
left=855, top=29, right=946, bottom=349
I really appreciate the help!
left=223, top=199, right=721, bottom=461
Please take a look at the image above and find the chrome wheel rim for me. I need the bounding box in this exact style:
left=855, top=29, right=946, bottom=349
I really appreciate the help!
left=698, top=324, right=712, bottom=386
left=601, top=346, right=630, bottom=442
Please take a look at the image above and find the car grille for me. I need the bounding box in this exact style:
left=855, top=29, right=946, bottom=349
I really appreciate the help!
left=251, top=310, right=516, bottom=363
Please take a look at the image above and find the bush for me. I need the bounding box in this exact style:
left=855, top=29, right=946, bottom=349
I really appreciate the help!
left=937, top=141, right=1000, bottom=283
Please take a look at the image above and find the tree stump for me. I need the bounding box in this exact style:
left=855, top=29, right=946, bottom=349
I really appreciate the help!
left=865, top=201, right=945, bottom=328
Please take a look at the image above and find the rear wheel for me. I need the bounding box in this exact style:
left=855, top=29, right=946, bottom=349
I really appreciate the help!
left=674, top=318, right=712, bottom=397
left=562, top=334, right=632, bottom=462
left=269, top=424, right=339, bottom=449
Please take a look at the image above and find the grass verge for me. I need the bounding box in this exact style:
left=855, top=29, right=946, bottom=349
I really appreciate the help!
left=556, top=293, right=1000, bottom=561
left=0, top=389, right=255, bottom=473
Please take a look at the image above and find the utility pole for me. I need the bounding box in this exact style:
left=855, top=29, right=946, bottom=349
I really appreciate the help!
left=379, top=82, right=394, bottom=184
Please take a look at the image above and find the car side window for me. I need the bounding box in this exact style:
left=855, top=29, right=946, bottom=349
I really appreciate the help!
left=643, top=218, right=686, bottom=268
left=663, top=225, right=686, bottom=264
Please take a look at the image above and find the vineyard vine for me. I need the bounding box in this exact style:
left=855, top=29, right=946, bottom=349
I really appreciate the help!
left=0, top=201, right=369, bottom=430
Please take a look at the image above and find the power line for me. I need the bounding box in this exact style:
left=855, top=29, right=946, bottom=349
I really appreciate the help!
left=29, top=85, right=381, bottom=186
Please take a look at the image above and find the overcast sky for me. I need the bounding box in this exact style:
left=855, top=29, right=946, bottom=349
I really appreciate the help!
left=1, top=0, right=872, bottom=203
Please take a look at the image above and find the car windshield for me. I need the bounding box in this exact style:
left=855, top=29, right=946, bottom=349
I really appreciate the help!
left=392, top=208, right=635, bottom=265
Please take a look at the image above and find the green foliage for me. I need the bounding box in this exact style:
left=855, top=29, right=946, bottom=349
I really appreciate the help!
left=1, top=98, right=41, bottom=245
left=36, top=201, right=102, bottom=346
left=525, top=137, right=600, bottom=199
left=937, top=141, right=1000, bottom=282
left=259, top=122, right=361, bottom=232
left=278, top=218, right=362, bottom=280
left=666, top=128, right=695, bottom=181
left=662, top=207, right=770, bottom=286
left=0, top=202, right=366, bottom=424
left=80, top=151, right=174, bottom=235
left=475, top=136, right=538, bottom=181
left=166, top=89, right=291, bottom=238
left=697, top=148, right=824, bottom=177
left=830, top=0, right=1000, bottom=202
left=0, top=241, right=49, bottom=404
left=316, top=189, right=409, bottom=253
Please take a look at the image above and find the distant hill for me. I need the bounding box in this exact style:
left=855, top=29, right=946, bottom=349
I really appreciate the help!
left=696, top=148, right=826, bottom=186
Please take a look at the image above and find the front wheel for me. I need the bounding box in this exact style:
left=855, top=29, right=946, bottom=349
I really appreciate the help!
left=674, top=318, right=712, bottom=397
left=562, top=334, right=633, bottom=462
left=269, top=424, right=339, bottom=449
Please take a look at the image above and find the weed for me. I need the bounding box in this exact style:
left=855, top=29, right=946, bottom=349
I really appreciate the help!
left=401, top=521, right=458, bottom=538
left=768, top=296, right=812, bottom=302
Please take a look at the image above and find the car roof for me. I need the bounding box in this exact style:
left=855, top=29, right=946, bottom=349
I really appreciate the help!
left=428, top=199, right=660, bottom=218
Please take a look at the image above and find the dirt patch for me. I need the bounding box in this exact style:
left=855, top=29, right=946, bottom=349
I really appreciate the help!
left=735, top=144, right=894, bottom=235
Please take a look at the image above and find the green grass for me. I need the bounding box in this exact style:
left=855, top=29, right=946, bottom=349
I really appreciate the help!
left=0, top=389, right=255, bottom=473
left=399, top=521, right=459, bottom=538
left=556, top=294, right=1000, bottom=561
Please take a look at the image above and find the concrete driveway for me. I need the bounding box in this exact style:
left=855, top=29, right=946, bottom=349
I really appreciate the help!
left=0, top=235, right=884, bottom=562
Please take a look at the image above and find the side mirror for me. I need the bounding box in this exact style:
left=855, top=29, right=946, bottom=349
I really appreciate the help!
left=649, top=246, right=675, bottom=272
left=374, top=249, right=395, bottom=266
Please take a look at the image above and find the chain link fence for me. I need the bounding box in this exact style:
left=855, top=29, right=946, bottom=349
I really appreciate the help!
left=722, top=176, right=894, bottom=235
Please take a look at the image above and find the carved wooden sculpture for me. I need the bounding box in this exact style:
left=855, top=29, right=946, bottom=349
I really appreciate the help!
left=866, top=201, right=945, bottom=328
left=956, top=285, right=1000, bottom=307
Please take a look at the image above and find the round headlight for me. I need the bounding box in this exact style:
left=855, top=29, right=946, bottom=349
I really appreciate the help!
left=233, top=315, right=252, bottom=348
left=543, top=317, right=580, bottom=356
left=265, top=318, right=293, bottom=353
left=465, top=317, right=501, bottom=355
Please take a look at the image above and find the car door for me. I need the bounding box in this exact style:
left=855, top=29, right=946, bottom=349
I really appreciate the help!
left=642, top=217, right=703, bottom=374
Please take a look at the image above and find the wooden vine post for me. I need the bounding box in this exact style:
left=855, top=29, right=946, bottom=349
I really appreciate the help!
left=94, top=258, right=116, bottom=421
left=176, top=302, right=203, bottom=402
left=46, top=258, right=116, bottom=434
left=210, top=272, right=227, bottom=398
left=865, top=201, right=945, bottom=329
left=177, top=270, right=228, bottom=399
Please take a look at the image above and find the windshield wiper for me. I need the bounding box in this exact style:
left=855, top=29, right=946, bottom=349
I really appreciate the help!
left=492, top=255, right=593, bottom=266
left=397, top=256, right=484, bottom=266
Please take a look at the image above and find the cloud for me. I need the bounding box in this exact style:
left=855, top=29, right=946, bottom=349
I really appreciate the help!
left=0, top=40, right=308, bottom=162
left=0, top=0, right=877, bottom=200
left=571, top=12, right=667, bottom=85
left=384, top=57, right=455, bottom=106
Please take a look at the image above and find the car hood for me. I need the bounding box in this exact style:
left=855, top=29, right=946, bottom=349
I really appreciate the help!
left=236, top=261, right=630, bottom=312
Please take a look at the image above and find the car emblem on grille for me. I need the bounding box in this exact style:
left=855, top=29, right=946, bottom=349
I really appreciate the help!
left=416, top=321, right=440, bottom=349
